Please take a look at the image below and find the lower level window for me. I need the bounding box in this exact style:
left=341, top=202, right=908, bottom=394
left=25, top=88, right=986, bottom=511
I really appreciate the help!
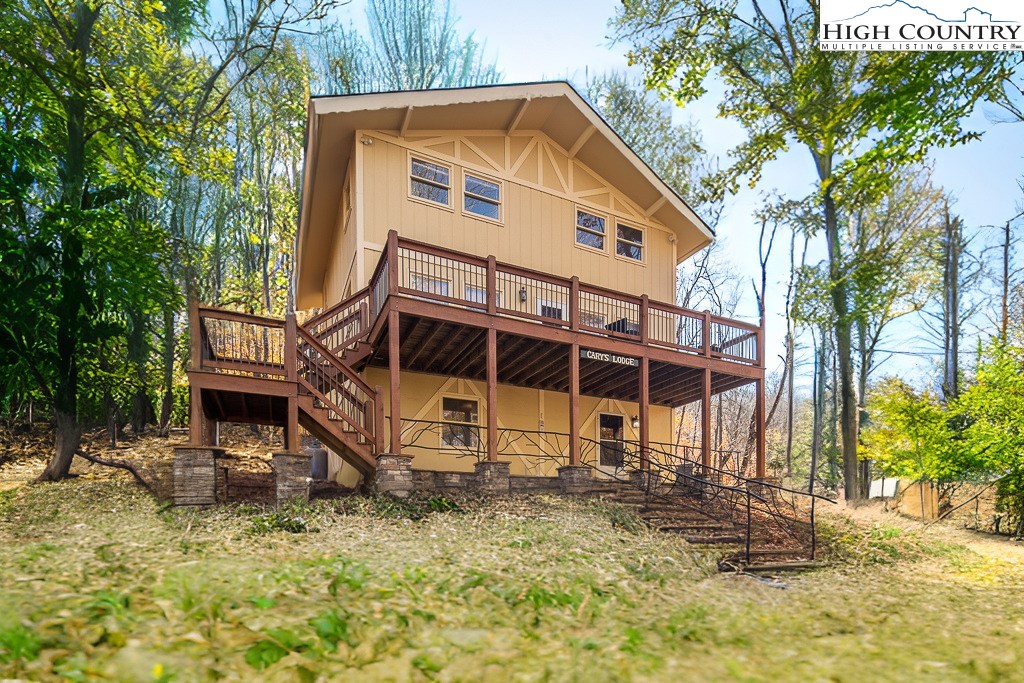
left=442, top=397, right=480, bottom=449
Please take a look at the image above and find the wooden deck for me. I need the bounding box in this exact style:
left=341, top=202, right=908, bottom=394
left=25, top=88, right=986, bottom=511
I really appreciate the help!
left=188, top=230, right=767, bottom=478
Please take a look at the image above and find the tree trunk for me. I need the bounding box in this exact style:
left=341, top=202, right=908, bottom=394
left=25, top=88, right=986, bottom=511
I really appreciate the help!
left=38, top=2, right=100, bottom=481
left=158, top=305, right=176, bottom=434
left=823, top=190, right=861, bottom=500
left=38, top=409, right=80, bottom=481
left=942, top=204, right=962, bottom=401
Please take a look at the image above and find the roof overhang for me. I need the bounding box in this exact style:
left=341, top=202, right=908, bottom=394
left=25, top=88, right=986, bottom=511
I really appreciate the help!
left=295, top=81, right=714, bottom=309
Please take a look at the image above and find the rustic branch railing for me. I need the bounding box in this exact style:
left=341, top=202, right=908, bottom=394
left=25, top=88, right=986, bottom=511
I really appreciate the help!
left=377, top=230, right=761, bottom=365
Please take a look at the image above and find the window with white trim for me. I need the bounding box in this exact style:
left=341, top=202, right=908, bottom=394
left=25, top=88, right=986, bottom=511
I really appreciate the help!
left=464, top=173, right=501, bottom=221
left=410, top=157, right=451, bottom=206
left=441, top=396, right=480, bottom=449
left=409, top=274, right=450, bottom=297
left=576, top=209, right=606, bottom=250
left=465, top=285, right=502, bottom=307
left=616, top=223, right=644, bottom=261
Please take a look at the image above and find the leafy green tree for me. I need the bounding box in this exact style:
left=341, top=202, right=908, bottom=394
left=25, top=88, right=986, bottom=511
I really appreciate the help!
left=614, top=0, right=1013, bottom=499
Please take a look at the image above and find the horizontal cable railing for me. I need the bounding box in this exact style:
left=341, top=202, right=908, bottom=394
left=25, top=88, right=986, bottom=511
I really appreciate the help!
left=195, top=307, right=286, bottom=377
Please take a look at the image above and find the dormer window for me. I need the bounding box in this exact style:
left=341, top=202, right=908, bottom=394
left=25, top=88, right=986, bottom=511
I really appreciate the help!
left=616, top=224, right=644, bottom=261
left=575, top=209, right=605, bottom=251
left=464, top=173, right=501, bottom=221
left=410, top=157, right=451, bottom=206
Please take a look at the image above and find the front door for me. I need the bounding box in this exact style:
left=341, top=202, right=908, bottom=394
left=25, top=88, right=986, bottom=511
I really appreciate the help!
left=598, top=414, right=625, bottom=471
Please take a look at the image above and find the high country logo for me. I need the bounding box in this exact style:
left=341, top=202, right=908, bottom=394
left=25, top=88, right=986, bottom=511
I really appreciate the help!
left=819, top=0, right=1024, bottom=51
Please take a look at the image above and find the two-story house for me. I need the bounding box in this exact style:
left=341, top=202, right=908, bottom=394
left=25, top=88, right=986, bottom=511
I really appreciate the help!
left=187, top=82, right=766, bottom=493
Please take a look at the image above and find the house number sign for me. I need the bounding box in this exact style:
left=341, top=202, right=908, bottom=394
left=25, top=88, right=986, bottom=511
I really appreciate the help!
left=580, top=349, right=639, bottom=367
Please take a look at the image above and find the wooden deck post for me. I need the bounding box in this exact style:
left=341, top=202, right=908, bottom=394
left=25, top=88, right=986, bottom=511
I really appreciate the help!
left=640, top=294, right=649, bottom=345
left=284, top=312, right=299, bottom=452
left=569, top=343, right=580, bottom=466
left=387, top=229, right=399, bottom=297
left=285, top=399, right=299, bottom=452
left=487, top=256, right=497, bottom=315
left=388, top=308, right=402, bottom=454
left=701, top=367, right=711, bottom=468
left=569, top=276, right=580, bottom=332
left=486, top=327, right=498, bottom=462
left=189, top=386, right=204, bottom=447
left=189, top=298, right=201, bottom=371
left=374, top=385, right=386, bottom=455
left=639, top=356, right=649, bottom=471
left=755, top=316, right=767, bottom=478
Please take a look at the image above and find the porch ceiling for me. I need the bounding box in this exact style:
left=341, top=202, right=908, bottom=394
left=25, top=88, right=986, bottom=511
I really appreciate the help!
left=358, top=312, right=756, bottom=408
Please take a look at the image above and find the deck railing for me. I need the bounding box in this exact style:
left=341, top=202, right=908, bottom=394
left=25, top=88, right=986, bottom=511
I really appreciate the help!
left=368, top=230, right=761, bottom=365
left=303, top=288, right=371, bottom=357
left=192, top=306, right=287, bottom=378
left=192, top=304, right=384, bottom=455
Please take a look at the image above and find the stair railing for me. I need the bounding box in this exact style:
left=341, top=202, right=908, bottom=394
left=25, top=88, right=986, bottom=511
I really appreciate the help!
left=303, top=287, right=372, bottom=357
left=295, top=325, right=385, bottom=454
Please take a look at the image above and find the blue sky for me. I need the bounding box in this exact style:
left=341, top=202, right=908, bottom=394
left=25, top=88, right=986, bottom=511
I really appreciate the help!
left=339, top=0, right=1024, bottom=386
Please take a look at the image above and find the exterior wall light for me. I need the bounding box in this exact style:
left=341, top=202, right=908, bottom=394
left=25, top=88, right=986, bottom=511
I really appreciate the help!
left=518, top=286, right=527, bottom=303
left=631, top=416, right=640, bottom=429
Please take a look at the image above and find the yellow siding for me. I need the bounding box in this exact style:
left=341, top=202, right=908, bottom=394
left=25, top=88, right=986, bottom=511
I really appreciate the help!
left=322, top=131, right=678, bottom=306
left=356, top=368, right=673, bottom=477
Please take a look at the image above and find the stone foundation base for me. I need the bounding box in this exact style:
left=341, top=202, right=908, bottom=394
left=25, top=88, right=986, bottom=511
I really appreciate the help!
left=374, top=454, right=414, bottom=497
left=473, top=461, right=510, bottom=493
left=557, top=465, right=593, bottom=494
left=273, top=452, right=312, bottom=505
left=172, top=447, right=225, bottom=506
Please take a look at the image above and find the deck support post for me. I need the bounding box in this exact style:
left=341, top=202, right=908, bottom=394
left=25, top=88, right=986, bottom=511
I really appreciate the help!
left=755, top=378, right=766, bottom=479
left=388, top=308, right=402, bottom=455
left=189, top=386, right=205, bottom=447
left=755, top=312, right=767, bottom=479
left=569, top=342, right=580, bottom=466
left=284, top=313, right=299, bottom=452
left=639, top=357, right=649, bottom=472
left=486, top=327, right=498, bottom=462
left=701, top=367, right=712, bottom=469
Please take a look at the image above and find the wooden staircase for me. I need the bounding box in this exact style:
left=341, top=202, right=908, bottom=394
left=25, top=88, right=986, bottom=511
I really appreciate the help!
left=190, top=290, right=386, bottom=477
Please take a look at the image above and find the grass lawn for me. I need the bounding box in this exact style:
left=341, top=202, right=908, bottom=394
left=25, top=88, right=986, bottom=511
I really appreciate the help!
left=1, top=479, right=1023, bottom=682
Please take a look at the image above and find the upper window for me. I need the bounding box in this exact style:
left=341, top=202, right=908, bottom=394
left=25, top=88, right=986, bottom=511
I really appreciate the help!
left=442, top=396, right=480, bottom=450
left=464, top=173, right=501, bottom=221
left=410, top=157, right=451, bottom=206
left=616, top=224, right=644, bottom=261
left=576, top=209, right=606, bottom=250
